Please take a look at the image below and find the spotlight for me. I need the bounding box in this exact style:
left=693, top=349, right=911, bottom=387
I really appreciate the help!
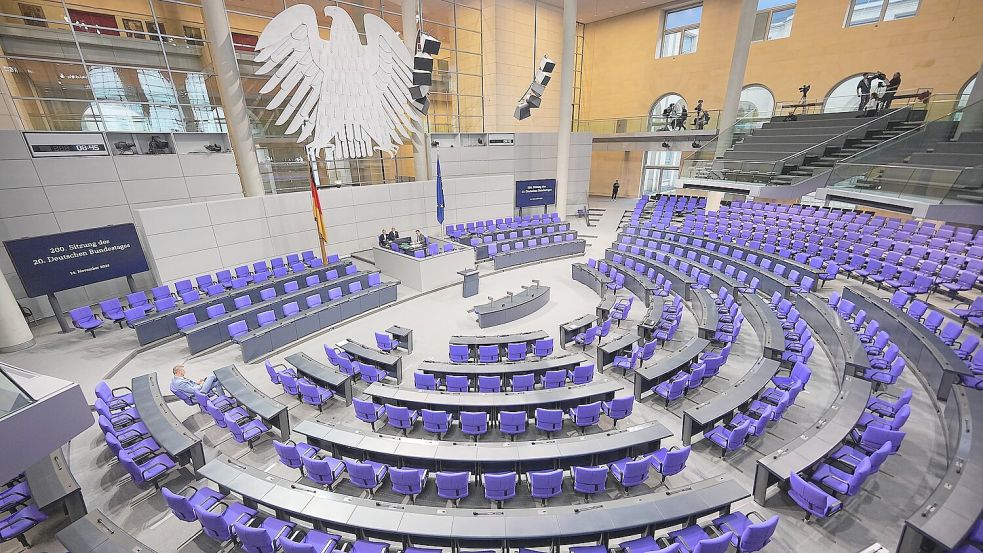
left=692, top=141, right=701, bottom=149
left=661, top=141, right=671, bottom=148
left=114, top=140, right=136, bottom=154
left=148, top=136, right=170, bottom=154
left=204, top=143, right=223, bottom=153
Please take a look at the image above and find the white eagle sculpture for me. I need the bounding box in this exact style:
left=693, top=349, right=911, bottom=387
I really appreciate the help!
left=254, top=4, right=422, bottom=159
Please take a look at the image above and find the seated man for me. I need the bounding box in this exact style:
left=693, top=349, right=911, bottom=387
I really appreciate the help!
left=415, top=229, right=427, bottom=245
left=378, top=228, right=388, bottom=246
left=170, top=365, right=223, bottom=397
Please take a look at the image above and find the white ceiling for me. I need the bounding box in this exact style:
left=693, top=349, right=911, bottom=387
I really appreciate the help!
left=538, top=0, right=679, bottom=24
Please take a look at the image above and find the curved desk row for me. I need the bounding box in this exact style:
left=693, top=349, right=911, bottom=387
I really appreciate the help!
left=492, top=239, right=586, bottom=270
left=24, top=449, right=86, bottom=523
left=793, top=293, right=869, bottom=377
left=898, top=387, right=983, bottom=552
left=184, top=270, right=369, bottom=354
left=604, top=249, right=694, bottom=301
left=296, top=419, right=672, bottom=474
left=842, top=287, right=969, bottom=401
left=637, top=295, right=668, bottom=342
left=132, top=259, right=350, bottom=345
left=682, top=358, right=782, bottom=445
left=449, top=331, right=550, bottom=358
left=624, top=226, right=818, bottom=284
left=752, top=375, right=872, bottom=505
left=456, top=221, right=570, bottom=242
left=473, top=284, right=550, bottom=329
left=690, top=289, right=719, bottom=342
left=200, top=455, right=746, bottom=548
left=634, top=337, right=711, bottom=400
left=57, top=509, right=158, bottom=553
left=597, top=333, right=644, bottom=369
left=600, top=257, right=663, bottom=307
left=132, top=373, right=205, bottom=471
left=474, top=230, right=574, bottom=260
left=418, top=354, right=590, bottom=379
left=237, top=279, right=398, bottom=363
left=213, top=365, right=289, bottom=439
left=618, top=235, right=794, bottom=300
left=363, top=379, right=623, bottom=416
left=283, top=353, right=354, bottom=405
left=571, top=262, right=612, bottom=297
left=738, top=293, right=787, bottom=361
left=616, top=243, right=741, bottom=299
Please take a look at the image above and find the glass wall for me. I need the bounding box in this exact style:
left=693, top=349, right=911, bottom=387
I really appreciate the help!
left=0, top=0, right=484, bottom=192
left=641, top=149, right=681, bottom=195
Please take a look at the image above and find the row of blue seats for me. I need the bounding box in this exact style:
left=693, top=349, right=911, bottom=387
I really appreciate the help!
left=487, top=233, right=578, bottom=256
left=0, top=474, right=46, bottom=548
left=830, top=295, right=909, bottom=386
left=446, top=213, right=562, bottom=237
left=414, top=364, right=597, bottom=392
left=465, top=225, right=568, bottom=246
left=352, top=398, right=631, bottom=438
left=271, top=439, right=692, bottom=505
left=448, top=339, right=554, bottom=363
left=67, top=250, right=341, bottom=337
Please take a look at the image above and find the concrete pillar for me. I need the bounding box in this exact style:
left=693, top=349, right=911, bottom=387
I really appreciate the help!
left=202, top=0, right=264, bottom=197
left=955, top=59, right=983, bottom=139
left=554, top=0, right=577, bottom=218
left=714, top=0, right=757, bottom=158
left=402, top=0, right=431, bottom=182
left=0, top=277, right=33, bottom=352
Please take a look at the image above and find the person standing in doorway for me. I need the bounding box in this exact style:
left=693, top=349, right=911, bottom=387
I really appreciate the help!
left=883, top=72, right=902, bottom=109
left=611, top=180, right=620, bottom=200
left=857, top=73, right=871, bottom=113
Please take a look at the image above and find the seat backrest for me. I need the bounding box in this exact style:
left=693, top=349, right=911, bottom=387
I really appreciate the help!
left=436, top=471, right=469, bottom=497
left=536, top=407, right=563, bottom=424
left=353, top=398, right=381, bottom=421
left=161, top=487, right=196, bottom=521
left=484, top=472, right=516, bottom=494
left=574, top=465, right=608, bottom=487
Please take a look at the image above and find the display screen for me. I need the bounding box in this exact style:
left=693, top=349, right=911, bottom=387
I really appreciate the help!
left=515, top=179, right=557, bottom=208
left=31, top=144, right=107, bottom=153
left=3, top=224, right=150, bottom=297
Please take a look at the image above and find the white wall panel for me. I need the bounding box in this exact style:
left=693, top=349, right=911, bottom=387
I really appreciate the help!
left=212, top=219, right=271, bottom=246
left=120, top=177, right=190, bottom=204
left=33, top=157, right=118, bottom=185
left=54, top=206, right=133, bottom=232
left=0, top=159, right=40, bottom=189
left=146, top=227, right=218, bottom=259
left=45, top=181, right=127, bottom=212
left=207, top=197, right=265, bottom=225
left=178, top=153, right=238, bottom=176
left=186, top=174, right=243, bottom=198
left=219, top=238, right=275, bottom=268
left=115, top=155, right=183, bottom=181
left=155, top=248, right=224, bottom=283
left=0, top=188, right=50, bottom=218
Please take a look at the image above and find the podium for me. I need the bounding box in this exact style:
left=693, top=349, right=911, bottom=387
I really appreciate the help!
left=458, top=269, right=479, bottom=298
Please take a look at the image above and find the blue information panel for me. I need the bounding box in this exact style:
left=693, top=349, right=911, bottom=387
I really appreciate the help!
left=515, top=179, right=557, bottom=208
left=3, top=224, right=150, bottom=297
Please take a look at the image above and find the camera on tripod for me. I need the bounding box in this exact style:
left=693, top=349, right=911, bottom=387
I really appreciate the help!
left=798, top=84, right=811, bottom=98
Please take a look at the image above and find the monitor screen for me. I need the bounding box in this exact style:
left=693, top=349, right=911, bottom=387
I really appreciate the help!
left=515, top=179, right=557, bottom=208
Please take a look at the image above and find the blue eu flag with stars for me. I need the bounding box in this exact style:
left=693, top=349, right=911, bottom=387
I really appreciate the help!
left=436, top=156, right=445, bottom=224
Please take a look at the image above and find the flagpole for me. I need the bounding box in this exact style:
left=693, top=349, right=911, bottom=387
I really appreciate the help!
left=307, top=143, right=328, bottom=262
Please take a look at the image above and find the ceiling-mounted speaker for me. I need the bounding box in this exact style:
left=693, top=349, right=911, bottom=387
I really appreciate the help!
left=419, top=32, right=441, bottom=55
left=414, top=54, right=434, bottom=72
left=514, top=102, right=531, bottom=120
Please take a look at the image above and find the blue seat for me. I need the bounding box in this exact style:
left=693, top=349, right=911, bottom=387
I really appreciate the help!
left=99, top=297, right=127, bottom=328
left=435, top=471, right=470, bottom=505
left=302, top=455, right=346, bottom=489
left=535, top=408, right=564, bottom=437
left=384, top=405, right=418, bottom=435
left=193, top=501, right=256, bottom=543
left=70, top=305, right=104, bottom=337
left=375, top=331, right=398, bottom=352
left=602, top=395, right=634, bottom=426
left=482, top=471, right=517, bottom=507
left=390, top=467, right=428, bottom=502
left=422, top=409, right=452, bottom=438
left=528, top=469, right=563, bottom=505
left=568, top=401, right=602, bottom=433
left=609, top=456, right=651, bottom=492
left=344, top=460, right=389, bottom=495
left=353, top=398, right=386, bottom=430
left=498, top=410, right=527, bottom=440
left=460, top=411, right=489, bottom=441
left=711, top=512, right=780, bottom=553
left=162, top=485, right=224, bottom=522
left=572, top=465, right=608, bottom=500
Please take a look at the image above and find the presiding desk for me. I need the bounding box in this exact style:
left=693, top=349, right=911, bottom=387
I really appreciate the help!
left=571, top=263, right=612, bottom=297
left=418, top=354, right=590, bottom=380
left=682, top=358, right=781, bottom=445
left=473, top=284, right=550, bottom=328
left=374, top=237, right=474, bottom=292
left=338, top=339, right=403, bottom=384
left=131, top=373, right=205, bottom=471
left=843, top=287, right=969, bottom=401
left=753, top=375, right=871, bottom=505
left=57, top=509, right=158, bottom=553
left=237, top=280, right=398, bottom=362
left=297, top=419, right=672, bottom=475
left=364, top=378, right=623, bottom=416
left=634, top=337, right=710, bottom=400
left=25, top=449, right=86, bottom=523
left=897, top=387, right=983, bottom=552
left=132, top=259, right=350, bottom=345
left=201, top=455, right=745, bottom=548
left=213, top=365, right=289, bottom=439
left=283, top=352, right=354, bottom=405
left=449, top=331, right=549, bottom=359
left=492, top=239, right=587, bottom=269
left=739, top=292, right=787, bottom=360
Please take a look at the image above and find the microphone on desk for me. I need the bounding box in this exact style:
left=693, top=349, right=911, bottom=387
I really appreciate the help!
left=665, top=486, right=693, bottom=496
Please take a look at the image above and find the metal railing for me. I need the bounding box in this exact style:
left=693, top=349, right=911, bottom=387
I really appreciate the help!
left=574, top=110, right=722, bottom=134
left=772, top=88, right=933, bottom=118
left=822, top=97, right=983, bottom=205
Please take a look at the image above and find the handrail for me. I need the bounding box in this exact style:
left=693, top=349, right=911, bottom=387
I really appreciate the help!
left=775, top=106, right=911, bottom=164
left=773, top=88, right=933, bottom=114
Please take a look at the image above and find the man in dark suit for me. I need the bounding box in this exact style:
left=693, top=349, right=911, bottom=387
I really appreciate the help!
left=387, top=227, right=399, bottom=242
left=378, top=228, right=387, bottom=246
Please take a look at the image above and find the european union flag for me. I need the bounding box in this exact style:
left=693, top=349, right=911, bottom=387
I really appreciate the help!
left=436, top=155, right=445, bottom=224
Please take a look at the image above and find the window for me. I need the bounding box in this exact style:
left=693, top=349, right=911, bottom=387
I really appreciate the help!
left=641, top=150, right=682, bottom=195
left=823, top=74, right=871, bottom=113
left=847, top=0, right=919, bottom=26
left=660, top=5, right=701, bottom=57
left=739, top=85, right=775, bottom=119
left=753, top=0, right=795, bottom=41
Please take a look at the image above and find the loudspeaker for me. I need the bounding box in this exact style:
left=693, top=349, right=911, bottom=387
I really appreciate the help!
left=414, top=95, right=431, bottom=115
left=535, top=70, right=551, bottom=86
left=412, top=70, right=433, bottom=86
left=529, top=82, right=546, bottom=97
left=413, top=55, right=434, bottom=72
left=419, top=32, right=441, bottom=55
left=539, top=56, right=556, bottom=73
left=409, top=84, right=429, bottom=100
left=526, top=94, right=542, bottom=108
